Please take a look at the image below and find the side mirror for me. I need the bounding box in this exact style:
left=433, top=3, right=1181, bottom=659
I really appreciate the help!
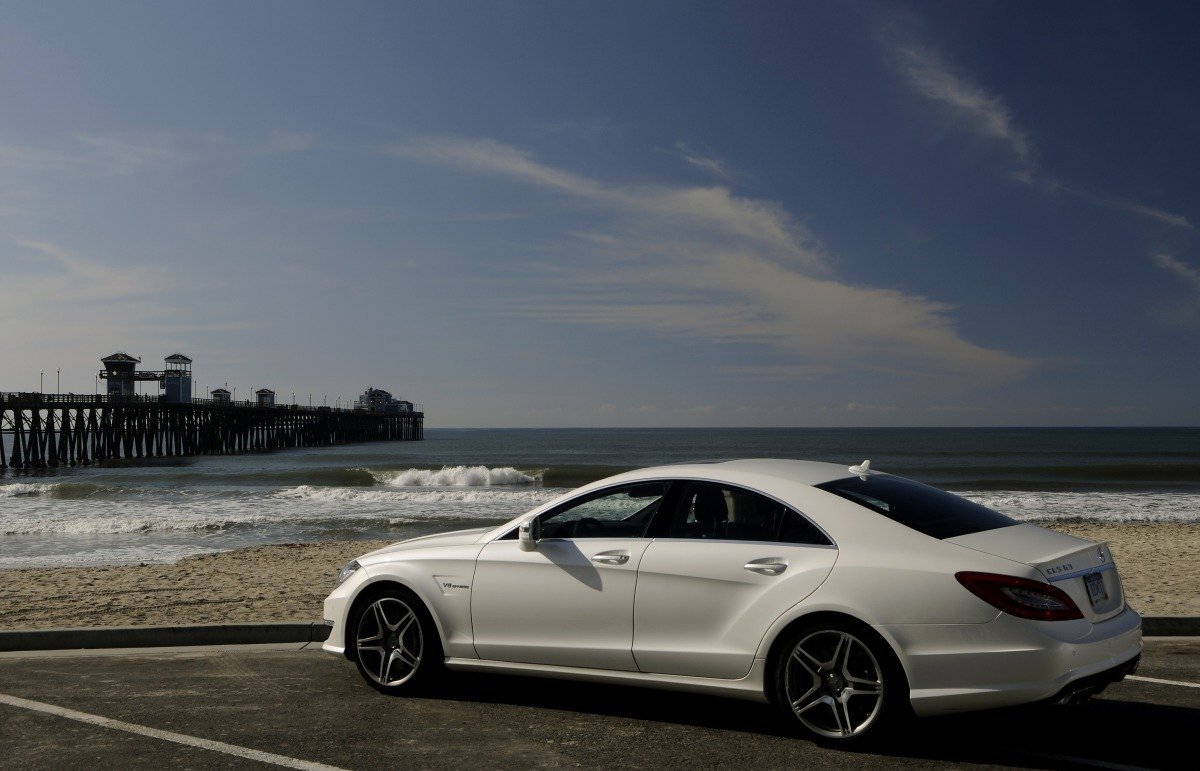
left=518, top=518, right=537, bottom=552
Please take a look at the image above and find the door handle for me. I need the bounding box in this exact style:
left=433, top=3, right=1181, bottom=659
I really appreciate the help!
left=591, top=550, right=630, bottom=565
left=744, top=558, right=788, bottom=576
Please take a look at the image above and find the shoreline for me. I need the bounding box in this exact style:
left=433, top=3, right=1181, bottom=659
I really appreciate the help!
left=1, top=522, right=1197, bottom=630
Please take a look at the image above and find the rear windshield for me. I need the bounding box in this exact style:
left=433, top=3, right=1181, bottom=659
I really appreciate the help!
left=815, top=475, right=1016, bottom=539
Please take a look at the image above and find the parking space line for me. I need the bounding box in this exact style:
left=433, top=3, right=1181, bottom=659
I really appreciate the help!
left=1127, top=674, right=1200, bottom=689
left=1018, top=751, right=1156, bottom=771
left=0, top=691, right=348, bottom=771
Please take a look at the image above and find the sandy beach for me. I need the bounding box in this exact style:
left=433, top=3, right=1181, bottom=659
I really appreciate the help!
left=1, top=522, right=1197, bottom=631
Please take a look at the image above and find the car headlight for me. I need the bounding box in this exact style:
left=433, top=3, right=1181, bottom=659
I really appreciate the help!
left=335, top=559, right=361, bottom=588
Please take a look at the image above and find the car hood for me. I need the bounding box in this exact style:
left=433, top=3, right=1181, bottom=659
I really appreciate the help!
left=358, top=527, right=494, bottom=560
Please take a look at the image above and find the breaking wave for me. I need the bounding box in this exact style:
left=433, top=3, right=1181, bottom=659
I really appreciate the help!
left=0, top=483, right=56, bottom=498
left=962, top=491, right=1200, bottom=524
left=0, top=482, right=118, bottom=499
left=274, top=484, right=557, bottom=507
left=374, top=465, right=541, bottom=487
left=1, top=505, right=518, bottom=536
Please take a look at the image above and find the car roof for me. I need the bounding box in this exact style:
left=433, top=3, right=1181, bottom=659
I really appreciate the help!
left=481, top=458, right=873, bottom=543
left=608, top=458, right=858, bottom=488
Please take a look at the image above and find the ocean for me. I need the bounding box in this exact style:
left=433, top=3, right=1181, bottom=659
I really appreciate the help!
left=1, top=427, right=1198, bottom=568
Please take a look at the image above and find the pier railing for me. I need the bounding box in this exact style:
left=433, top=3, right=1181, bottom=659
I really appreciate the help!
left=0, top=393, right=423, bottom=470
left=0, top=392, right=412, bottom=413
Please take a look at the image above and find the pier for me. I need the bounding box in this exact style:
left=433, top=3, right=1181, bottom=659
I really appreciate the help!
left=0, top=393, right=423, bottom=470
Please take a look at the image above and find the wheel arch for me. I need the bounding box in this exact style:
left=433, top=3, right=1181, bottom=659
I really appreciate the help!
left=342, top=576, right=448, bottom=661
left=761, top=609, right=912, bottom=706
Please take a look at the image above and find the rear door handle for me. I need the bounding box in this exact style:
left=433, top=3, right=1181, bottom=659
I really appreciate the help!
left=591, top=550, right=630, bottom=565
left=744, top=558, right=787, bottom=576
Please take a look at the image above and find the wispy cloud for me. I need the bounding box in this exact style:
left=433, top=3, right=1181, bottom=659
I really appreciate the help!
left=0, top=241, right=173, bottom=371
left=0, top=129, right=321, bottom=177
left=265, top=130, right=319, bottom=154
left=882, top=20, right=1193, bottom=230
left=391, top=136, right=1032, bottom=382
left=532, top=118, right=622, bottom=144
left=391, top=136, right=827, bottom=271
left=1049, top=181, right=1193, bottom=229
left=1155, top=253, right=1200, bottom=289
left=0, top=132, right=198, bottom=176
left=13, top=240, right=168, bottom=298
left=888, top=39, right=1034, bottom=182
left=73, top=133, right=192, bottom=174
left=673, top=141, right=734, bottom=181
left=0, top=142, right=77, bottom=172
left=1152, top=253, right=1200, bottom=327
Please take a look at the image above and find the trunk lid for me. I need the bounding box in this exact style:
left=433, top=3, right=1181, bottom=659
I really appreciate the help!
left=947, top=523, right=1125, bottom=621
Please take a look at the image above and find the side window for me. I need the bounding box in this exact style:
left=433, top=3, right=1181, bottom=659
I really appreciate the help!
left=779, top=508, right=833, bottom=546
left=669, top=482, right=831, bottom=545
left=537, top=482, right=668, bottom=539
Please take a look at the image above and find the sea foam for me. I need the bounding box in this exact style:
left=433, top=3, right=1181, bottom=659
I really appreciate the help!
left=963, top=491, right=1200, bottom=523
left=274, top=484, right=555, bottom=507
left=0, top=483, right=56, bottom=498
left=377, top=465, right=540, bottom=487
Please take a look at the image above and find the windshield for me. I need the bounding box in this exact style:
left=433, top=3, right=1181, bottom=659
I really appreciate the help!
left=815, top=475, right=1016, bottom=539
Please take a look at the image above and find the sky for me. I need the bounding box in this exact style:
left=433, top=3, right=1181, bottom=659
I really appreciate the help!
left=1, top=1, right=1198, bottom=427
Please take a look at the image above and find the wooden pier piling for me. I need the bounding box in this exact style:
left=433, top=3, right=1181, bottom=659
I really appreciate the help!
left=0, top=393, right=423, bottom=470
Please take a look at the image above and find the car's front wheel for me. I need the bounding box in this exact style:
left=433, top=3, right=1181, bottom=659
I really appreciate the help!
left=350, top=588, right=441, bottom=693
left=772, top=619, right=907, bottom=743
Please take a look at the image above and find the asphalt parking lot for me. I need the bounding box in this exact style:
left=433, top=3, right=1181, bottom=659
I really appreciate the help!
left=1, top=639, right=1197, bottom=770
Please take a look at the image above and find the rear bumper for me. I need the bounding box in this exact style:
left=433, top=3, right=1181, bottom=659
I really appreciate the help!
left=1045, top=652, right=1139, bottom=704
left=880, top=605, right=1142, bottom=717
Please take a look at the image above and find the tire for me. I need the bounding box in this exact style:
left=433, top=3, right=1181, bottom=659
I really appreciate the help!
left=349, top=587, right=443, bottom=694
left=771, top=618, right=909, bottom=743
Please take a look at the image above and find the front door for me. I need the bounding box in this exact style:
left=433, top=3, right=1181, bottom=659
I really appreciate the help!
left=471, top=481, right=668, bottom=671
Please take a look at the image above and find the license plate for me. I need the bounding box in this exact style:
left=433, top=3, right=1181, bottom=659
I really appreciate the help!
left=1084, top=572, right=1108, bottom=606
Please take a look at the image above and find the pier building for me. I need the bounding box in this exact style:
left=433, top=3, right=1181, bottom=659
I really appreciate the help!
left=101, top=352, right=194, bottom=403
left=355, top=387, right=415, bottom=414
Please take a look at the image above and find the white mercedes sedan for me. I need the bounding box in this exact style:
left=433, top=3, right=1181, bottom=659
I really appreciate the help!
left=323, top=459, right=1142, bottom=742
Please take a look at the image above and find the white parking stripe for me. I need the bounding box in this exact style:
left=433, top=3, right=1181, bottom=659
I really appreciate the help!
left=1020, top=751, right=1156, bottom=771
left=0, top=691, right=349, bottom=771
left=1127, top=674, right=1200, bottom=689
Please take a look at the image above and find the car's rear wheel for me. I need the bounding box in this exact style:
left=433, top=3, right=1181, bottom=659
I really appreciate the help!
left=350, top=588, right=441, bottom=693
left=773, top=619, right=907, bottom=743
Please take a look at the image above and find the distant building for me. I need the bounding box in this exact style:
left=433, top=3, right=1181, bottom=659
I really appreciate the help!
left=100, top=351, right=194, bottom=402
left=100, top=352, right=142, bottom=396
left=211, top=388, right=231, bottom=404
left=162, top=353, right=193, bottom=404
left=256, top=388, right=276, bottom=408
left=355, top=387, right=412, bottom=414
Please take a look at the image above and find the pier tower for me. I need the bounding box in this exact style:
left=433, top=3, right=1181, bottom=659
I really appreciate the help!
left=163, top=353, right=193, bottom=403
left=100, top=352, right=141, bottom=396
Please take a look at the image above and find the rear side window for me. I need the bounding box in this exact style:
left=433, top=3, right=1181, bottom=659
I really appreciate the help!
left=816, top=475, right=1015, bottom=540
left=667, top=482, right=831, bottom=545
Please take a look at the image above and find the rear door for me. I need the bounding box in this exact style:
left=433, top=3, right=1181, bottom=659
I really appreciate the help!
left=633, top=481, right=838, bottom=679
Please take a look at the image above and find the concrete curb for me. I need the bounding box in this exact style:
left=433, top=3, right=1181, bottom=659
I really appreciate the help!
left=0, top=622, right=331, bottom=652
left=1142, top=617, right=1200, bottom=637
left=0, top=617, right=1196, bottom=653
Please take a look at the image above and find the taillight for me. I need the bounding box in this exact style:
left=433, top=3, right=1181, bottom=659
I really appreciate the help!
left=955, top=571, right=1084, bottom=621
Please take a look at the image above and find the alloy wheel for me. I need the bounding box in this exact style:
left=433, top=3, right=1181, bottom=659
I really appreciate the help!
left=783, top=629, right=885, bottom=739
left=355, top=596, right=424, bottom=687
